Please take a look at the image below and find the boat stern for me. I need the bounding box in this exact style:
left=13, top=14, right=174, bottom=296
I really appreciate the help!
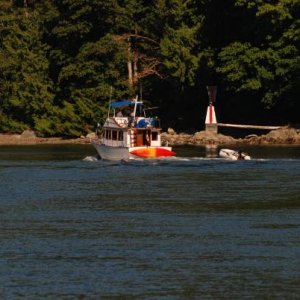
left=129, top=147, right=176, bottom=158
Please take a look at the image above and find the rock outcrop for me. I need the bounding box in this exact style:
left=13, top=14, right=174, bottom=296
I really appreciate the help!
left=162, top=127, right=300, bottom=146
left=244, top=127, right=300, bottom=145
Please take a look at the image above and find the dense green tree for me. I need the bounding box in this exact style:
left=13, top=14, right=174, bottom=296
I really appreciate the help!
left=111, top=0, right=162, bottom=92
left=216, top=0, right=299, bottom=121
left=158, top=0, right=203, bottom=87
left=40, top=0, right=118, bottom=133
left=0, top=0, right=299, bottom=135
left=42, top=0, right=164, bottom=133
left=0, top=0, right=56, bottom=134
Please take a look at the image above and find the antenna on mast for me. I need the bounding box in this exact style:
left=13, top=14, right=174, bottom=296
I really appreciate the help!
left=108, top=86, right=113, bottom=117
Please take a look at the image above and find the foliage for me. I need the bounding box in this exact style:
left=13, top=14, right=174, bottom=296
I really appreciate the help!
left=218, top=0, right=299, bottom=110
left=0, top=0, right=299, bottom=135
left=159, top=0, right=203, bottom=87
left=0, top=0, right=55, bottom=134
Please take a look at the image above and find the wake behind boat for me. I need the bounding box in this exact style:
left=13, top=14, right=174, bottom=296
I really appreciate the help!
left=219, top=148, right=251, bottom=160
left=92, top=97, right=175, bottom=160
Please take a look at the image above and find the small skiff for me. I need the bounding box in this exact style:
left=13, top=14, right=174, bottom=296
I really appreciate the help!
left=219, top=149, right=251, bottom=160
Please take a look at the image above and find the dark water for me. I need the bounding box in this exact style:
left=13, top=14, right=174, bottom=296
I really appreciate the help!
left=0, top=145, right=300, bottom=299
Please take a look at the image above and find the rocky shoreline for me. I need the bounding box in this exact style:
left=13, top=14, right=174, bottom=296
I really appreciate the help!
left=162, top=126, right=300, bottom=146
left=0, top=127, right=300, bottom=146
left=0, top=131, right=90, bottom=145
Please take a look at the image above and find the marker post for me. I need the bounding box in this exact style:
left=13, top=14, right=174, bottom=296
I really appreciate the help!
left=205, top=86, right=218, bottom=133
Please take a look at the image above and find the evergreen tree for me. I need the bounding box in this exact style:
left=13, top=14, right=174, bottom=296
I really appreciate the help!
left=0, top=0, right=299, bottom=135
left=39, top=0, right=110, bottom=134
left=0, top=0, right=55, bottom=134
left=42, top=0, right=164, bottom=134
left=216, top=0, right=299, bottom=119
left=159, top=0, right=203, bottom=87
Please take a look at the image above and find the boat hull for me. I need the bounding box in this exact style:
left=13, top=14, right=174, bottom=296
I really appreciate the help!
left=92, top=142, right=175, bottom=160
left=92, top=143, right=130, bottom=160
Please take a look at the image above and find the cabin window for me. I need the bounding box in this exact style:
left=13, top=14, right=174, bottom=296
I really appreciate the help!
left=112, top=130, right=118, bottom=140
left=151, top=132, right=158, bottom=141
left=106, top=130, right=111, bottom=140
left=118, top=131, right=123, bottom=141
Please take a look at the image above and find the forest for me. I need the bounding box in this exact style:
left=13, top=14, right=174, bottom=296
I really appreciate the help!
left=0, top=0, right=299, bottom=137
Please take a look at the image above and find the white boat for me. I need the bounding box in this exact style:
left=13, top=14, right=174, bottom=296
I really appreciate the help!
left=91, top=97, right=175, bottom=160
left=219, top=148, right=251, bottom=160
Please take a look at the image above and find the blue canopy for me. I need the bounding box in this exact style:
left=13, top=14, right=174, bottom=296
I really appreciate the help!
left=109, top=100, right=143, bottom=108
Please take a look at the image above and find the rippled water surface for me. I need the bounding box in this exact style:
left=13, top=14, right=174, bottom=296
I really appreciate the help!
left=0, top=145, right=300, bottom=299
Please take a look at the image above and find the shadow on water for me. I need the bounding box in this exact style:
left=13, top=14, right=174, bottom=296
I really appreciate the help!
left=0, top=144, right=95, bottom=161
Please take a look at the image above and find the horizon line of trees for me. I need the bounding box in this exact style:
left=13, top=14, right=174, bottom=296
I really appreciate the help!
left=0, top=0, right=299, bottom=137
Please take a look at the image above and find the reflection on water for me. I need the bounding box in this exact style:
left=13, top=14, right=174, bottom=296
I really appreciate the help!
left=0, top=145, right=300, bottom=299
left=205, top=144, right=218, bottom=158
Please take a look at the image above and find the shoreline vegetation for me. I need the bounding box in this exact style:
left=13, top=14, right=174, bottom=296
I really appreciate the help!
left=0, top=2, right=298, bottom=138
left=1, top=127, right=300, bottom=146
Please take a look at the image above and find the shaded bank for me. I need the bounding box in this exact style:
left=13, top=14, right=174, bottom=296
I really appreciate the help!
left=0, top=127, right=300, bottom=146
left=0, top=133, right=89, bottom=145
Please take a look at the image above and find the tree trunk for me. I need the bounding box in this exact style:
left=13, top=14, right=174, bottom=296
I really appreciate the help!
left=127, top=38, right=133, bottom=88
left=23, top=0, right=28, bottom=17
left=133, top=49, right=138, bottom=88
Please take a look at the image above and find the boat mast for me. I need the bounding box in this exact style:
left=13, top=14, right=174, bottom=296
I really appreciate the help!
left=108, top=86, right=113, bottom=117
left=133, top=95, right=138, bottom=117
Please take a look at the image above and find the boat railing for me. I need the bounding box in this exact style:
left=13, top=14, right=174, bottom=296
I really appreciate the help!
left=107, top=115, right=161, bottom=129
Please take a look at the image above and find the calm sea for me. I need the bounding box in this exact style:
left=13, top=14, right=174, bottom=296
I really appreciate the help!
left=0, top=145, right=300, bottom=299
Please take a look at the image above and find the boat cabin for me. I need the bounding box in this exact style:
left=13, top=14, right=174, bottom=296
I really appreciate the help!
left=102, top=98, right=163, bottom=148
